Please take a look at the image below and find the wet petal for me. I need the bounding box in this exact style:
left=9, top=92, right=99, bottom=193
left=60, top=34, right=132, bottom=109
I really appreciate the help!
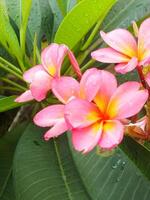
left=52, top=76, right=80, bottom=104
left=44, top=119, right=68, bottom=140
left=100, top=29, right=137, bottom=57
left=15, top=90, right=34, bottom=102
left=91, top=47, right=129, bottom=63
left=114, top=57, right=138, bottom=74
left=99, top=120, right=124, bottom=149
left=65, top=98, right=100, bottom=129
left=72, top=122, right=103, bottom=153
left=30, top=71, right=52, bottom=101
left=34, top=104, right=65, bottom=127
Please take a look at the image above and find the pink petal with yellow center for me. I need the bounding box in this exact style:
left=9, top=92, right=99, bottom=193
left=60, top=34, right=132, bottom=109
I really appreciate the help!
left=33, top=104, right=65, bottom=127
left=99, top=120, right=124, bottom=149
left=30, top=70, right=52, bottom=101
left=72, top=122, right=103, bottom=153
left=52, top=76, right=80, bottom=104
left=65, top=98, right=100, bottom=129
left=107, top=82, right=148, bottom=119
left=79, top=68, right=102, bottom=102
left=91, top=47, right=129, bottom=63
left=114, top=57, right=138, bottom=74
left=100, top=29, right=137, bottom=57
left=94, top=70, right=117, bottom=113
left=44, top=119, right=68, bottom=141
left=138, top=18, right=150, bottom=61
left=41, top=43, right=81, bottom=78
left=23, top=65, right=44, bottom=83
left=41, top=43, right=68, bottom=77
left=15, top=90, right=34, bottom=102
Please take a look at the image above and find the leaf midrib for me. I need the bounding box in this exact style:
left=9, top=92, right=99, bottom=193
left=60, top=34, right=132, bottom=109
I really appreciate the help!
left=53, top=139, right=73, bottom=200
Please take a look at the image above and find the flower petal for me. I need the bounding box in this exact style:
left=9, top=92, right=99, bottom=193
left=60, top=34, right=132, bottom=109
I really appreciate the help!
left=67, top=50, right=82, bottom=78
left=100, top=29, right=137, bottom=57
left=139, top=55, right=150, bottom=66
left=94, top=70, right=117, bottom=113
left=30, top=70, right=52, bottom=101
left=72, top=122, right=103, bottom=153
left=34, top=105, right=65, bottom=127
left=52, top=76, right=80, bottom=104
left=91, top=47, right=129, bottom=63
left=79, top=68, right=102, bottom=102
left=41, top=43, right=68, bottom=77
left=44, top=119, right=68, bottom=140
left=114, top=57, right=138, bottom=74
left=23, top=65, right=44, bottom=83
left=15, top=90, right=34, bottom=102
left=99, top=120, right=124, bottom=149
left=65, top=98, right=100, bottom=129
left=107, top=82, right=148, bottom=119
left=138, top=18, right=150, bottom=61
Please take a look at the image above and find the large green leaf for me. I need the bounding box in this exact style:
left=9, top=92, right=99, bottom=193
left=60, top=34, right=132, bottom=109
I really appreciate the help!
left=0, top=96, right=24, bottom=112
left=0, top=175, right=15, bottom=200
left=102, top=0, right=150, bottom=31
left=0, top=123, right=27, bottom=199
left=13, top=124, right=150, bottom=200
left=54, top=0, right=116, bottom=48
left=13, top=124, right=90, bottom=200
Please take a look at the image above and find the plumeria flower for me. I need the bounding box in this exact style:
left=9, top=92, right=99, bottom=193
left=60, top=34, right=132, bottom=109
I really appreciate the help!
left=33, top=68, right=102, bottom=140
left=91, top=18, right=150, bottom=75
left=15, top=43, right=81, bottom=102
left=64, top=71, right=148, bottom=153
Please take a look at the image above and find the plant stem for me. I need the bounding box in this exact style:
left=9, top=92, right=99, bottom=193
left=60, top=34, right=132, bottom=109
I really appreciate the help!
left=136, top=64, right=147, bottom=88
left=0, top=77, right=26, bottom=91
left=0, top=57, right=22, bottom=74
left=17, top=58, right=26, bottom=72
left=0, top=86, right=22, bottom=92
left=81, top=59, right=95, bottom=72
left=81, top=19, right=103, bottom=51
left=0, top=63, right=24, bottom=81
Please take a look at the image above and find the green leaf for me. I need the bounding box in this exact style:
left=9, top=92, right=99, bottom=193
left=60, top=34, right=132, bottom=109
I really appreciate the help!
left=20, top=0, right=32, bottom=55
left=54, top=0, right=116, bottom=49
left=13, top=124, right=150, bottom=200
left=0, top=123, right=27, bottom=199
left=0, top=0, right=23, bottom=65
left=56, top=0, right=67, bottom=16
left=102, top=0, right=150, bottom=31
left=0, top=175, right=16, bottom=200
left=13, top=124, right=90, bottom=200
left=0, top=96, right=24, bottom=112
left=120, top=137, right=150, bottom=180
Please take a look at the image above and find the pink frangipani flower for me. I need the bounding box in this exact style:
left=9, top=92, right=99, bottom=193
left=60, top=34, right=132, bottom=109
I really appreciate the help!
left=64, top=71, right=148, bottom=153
left=33, top=68, right=102, bottom=140
left=91, top=18, right=150, bottom=74
left=15, top=43, right=81, bottom=102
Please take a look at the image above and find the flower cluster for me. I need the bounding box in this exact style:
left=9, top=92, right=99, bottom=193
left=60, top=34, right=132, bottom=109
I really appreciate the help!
left=15, top=18, right=150, bottom=153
